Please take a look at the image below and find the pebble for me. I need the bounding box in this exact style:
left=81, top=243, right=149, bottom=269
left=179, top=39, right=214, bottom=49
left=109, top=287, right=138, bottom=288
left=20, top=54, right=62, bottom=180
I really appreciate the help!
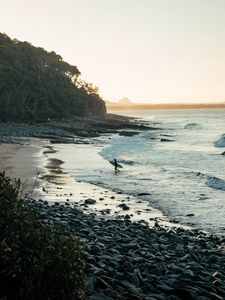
left=137, top=193, right=151, bottom=196
left=85, top=198, right=97, bottom=205
left=118, top=203, right=129, bottom=210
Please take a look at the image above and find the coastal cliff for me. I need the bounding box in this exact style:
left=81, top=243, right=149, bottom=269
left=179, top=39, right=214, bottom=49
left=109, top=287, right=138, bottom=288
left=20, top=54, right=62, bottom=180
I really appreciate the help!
left=0, top=33, right=106, bottom=122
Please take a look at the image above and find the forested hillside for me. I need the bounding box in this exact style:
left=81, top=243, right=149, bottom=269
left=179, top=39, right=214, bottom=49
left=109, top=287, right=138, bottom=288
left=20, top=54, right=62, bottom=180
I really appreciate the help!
left=0, top=33, right=106, bottom=121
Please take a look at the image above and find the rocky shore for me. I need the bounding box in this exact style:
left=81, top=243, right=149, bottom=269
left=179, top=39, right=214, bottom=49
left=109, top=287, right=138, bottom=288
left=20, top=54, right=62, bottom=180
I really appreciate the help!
left=2, top=115, right=225, bottom=299
left=26, top=198, right=225, bottom=300
left=0, top=114, right=157, bottom=144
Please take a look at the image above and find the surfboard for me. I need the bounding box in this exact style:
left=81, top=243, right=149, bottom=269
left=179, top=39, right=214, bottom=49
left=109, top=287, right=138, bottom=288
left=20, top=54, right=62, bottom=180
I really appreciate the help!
left=109, top=160, right=123, bottom=168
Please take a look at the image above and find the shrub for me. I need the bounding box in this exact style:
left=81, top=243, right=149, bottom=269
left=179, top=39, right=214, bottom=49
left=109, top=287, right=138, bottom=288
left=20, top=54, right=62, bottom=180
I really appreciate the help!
left=0, top=171, right=85, bottom=299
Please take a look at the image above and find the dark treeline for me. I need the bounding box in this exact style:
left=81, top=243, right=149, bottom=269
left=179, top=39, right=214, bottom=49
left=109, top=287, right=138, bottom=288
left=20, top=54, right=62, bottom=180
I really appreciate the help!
left=0, top=33, right=106, bottom=122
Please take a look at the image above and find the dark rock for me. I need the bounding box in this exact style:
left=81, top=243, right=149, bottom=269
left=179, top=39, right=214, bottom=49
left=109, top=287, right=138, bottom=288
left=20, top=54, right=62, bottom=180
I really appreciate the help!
left=84, top=277, right=96, bottom=295
left=160, top=138, right=175, bottom=142
left=131, top=272, right=140, bottom=286
left=118, top=203, right=129, bottom=210
left=124, top=214, right=131, bottom=219
left=17, top=190, right=225, bottom=300
left=168, top=287, right=197, bottom=300
left=96, top=277, right=111, bottom=289
left=120, top=280, right=143, bottom=295
left=209, top=292, right=224, bottom=300
left=85, top=198, right=96, bottom=205
left=157, top=283, right=173, bottom=292
left=137, top=192, right=151, bottom=196
left=89, top=293, right=114, bottom=300
left=119, top=131, right=139, bottom=136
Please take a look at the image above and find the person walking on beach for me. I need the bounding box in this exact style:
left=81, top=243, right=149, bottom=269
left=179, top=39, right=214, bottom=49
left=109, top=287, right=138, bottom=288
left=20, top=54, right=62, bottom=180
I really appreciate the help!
left=114, top=158, right=119, bottom=173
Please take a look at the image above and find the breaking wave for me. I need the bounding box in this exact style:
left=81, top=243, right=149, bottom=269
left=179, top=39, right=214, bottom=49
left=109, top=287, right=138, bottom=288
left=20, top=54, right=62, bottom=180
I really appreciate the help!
left=206, top=176, right=225, bottom=191
left=184, top=122, right=201, bottom=129
left=214, top=134, right=225, bottom=147
left=119, top=160, right=138, bottom=165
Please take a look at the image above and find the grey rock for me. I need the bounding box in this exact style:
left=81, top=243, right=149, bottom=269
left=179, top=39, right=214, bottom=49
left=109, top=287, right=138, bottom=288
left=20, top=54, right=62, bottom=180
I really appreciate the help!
left=84, top=277, right=96, bottom=295
left=85, top=198, right=97, bottom=205
left=118, top=203, right=129, bottom=210
left=160, top=138, right=175, bottom=142
left=89, top=293, right=114, bottom=300
left=137, top=192, right=151, bottom=196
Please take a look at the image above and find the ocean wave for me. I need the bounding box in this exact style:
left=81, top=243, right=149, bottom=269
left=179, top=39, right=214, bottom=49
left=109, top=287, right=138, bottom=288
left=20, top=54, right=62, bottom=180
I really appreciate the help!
left=184, top=122, right=201, bottom=129
left=120, top=159, right=142, bottom=166
left=206, top=176, right=225, bottom=191
left=214, top=134, right=225, bottom=147
left=188, top=171, right=207, bottom=178
left=120, top=160, right=135, bottom=165
left=186, top=171, right=225, bottom=191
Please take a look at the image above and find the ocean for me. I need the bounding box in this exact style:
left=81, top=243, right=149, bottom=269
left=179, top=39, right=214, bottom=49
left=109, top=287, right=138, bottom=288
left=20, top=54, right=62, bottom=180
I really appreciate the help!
left=51, top=109, right=225, bottom=235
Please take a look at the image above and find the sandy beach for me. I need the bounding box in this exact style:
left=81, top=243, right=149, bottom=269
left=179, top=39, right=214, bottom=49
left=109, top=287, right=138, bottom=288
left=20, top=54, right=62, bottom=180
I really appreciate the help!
left=0, top=140, right=46, bottom=195
left=0, top=139, right=176, bottom=228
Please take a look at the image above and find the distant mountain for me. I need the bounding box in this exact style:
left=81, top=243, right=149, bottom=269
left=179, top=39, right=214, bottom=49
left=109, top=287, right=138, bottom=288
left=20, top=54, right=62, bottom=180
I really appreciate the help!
left=106, top=100, right=225, bottom=110
left=118, top=97, right=132, bottom=105
left=0, top=33, right=106, bottom=121
left=105, top=97, right=133, bottom=107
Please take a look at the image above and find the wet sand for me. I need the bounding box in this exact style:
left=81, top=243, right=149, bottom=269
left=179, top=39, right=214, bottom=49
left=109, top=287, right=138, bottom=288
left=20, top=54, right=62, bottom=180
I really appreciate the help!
left=0, top=140, right=183, bottom=229
left=0, top=140, right=45, bottom=195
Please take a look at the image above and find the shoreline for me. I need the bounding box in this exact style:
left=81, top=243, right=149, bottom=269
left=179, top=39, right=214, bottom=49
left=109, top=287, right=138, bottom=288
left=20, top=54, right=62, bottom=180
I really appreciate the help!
left=0, top=124, right=216, bottom=234
left=0, top=134, right=190, bottom=232
left=19, top=140, right=186, bottom=229
left=0, top=133, right=170, bottom=226
left=1, top=119, right=225, bottom=298
left=0, top=116, right=223, bottom=236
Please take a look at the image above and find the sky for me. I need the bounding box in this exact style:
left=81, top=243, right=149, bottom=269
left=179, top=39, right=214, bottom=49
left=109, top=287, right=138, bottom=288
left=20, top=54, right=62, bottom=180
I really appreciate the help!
left=1, top=0, right=225, bottom=103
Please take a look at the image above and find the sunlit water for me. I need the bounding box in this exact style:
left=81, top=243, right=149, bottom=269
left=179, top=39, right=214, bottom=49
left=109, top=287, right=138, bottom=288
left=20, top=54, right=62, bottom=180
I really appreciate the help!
left=53, top=109, right=225, bottom=235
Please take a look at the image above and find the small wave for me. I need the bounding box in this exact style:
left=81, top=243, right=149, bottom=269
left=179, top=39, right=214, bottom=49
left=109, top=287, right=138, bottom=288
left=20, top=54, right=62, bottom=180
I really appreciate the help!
left=206, top=176, right=225, bottom=191
left=214, top=134, right=225, bottom=148
left=184, top=122, right=200, bottom=129
left=188, top=171, right=207, bottom=178
left=120, top=160, right=142, bottom=166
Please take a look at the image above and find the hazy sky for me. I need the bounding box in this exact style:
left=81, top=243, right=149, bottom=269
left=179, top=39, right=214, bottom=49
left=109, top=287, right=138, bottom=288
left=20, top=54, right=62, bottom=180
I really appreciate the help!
left=1, top=0, right=225, bottom=103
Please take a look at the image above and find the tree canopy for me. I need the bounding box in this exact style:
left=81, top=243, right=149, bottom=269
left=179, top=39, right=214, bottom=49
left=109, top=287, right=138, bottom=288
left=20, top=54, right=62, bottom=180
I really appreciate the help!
left=0, top=33, right=106, bottom=121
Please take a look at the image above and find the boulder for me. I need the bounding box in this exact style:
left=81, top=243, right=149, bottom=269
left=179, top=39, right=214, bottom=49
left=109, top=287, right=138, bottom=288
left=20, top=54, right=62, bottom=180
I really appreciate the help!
left=85, top=198, right=97, bottom=205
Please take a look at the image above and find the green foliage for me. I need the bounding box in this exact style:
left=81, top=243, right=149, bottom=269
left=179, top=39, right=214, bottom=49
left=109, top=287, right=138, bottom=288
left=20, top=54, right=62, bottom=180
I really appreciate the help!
left=0, top=171, right=85, bottom=299
left=0, top=33, right=106, bottom=121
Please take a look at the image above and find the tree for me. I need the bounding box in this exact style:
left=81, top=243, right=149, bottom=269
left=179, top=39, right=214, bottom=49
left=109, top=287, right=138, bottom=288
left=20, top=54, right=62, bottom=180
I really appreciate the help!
left=0, top=33, right=106, bottom=121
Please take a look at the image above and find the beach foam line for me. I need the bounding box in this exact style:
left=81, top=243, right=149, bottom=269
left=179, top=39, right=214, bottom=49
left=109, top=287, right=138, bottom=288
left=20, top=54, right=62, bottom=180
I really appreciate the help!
left=36, top=143, right=190, bottom=230
left=0, top=140, right=190, bottom=230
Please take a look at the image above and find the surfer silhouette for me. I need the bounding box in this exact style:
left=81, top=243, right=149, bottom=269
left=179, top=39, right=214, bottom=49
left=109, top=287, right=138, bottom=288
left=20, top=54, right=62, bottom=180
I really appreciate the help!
left=114, top=158, right=119, bottom=173
left=109, top=158, right=122, bottom=172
